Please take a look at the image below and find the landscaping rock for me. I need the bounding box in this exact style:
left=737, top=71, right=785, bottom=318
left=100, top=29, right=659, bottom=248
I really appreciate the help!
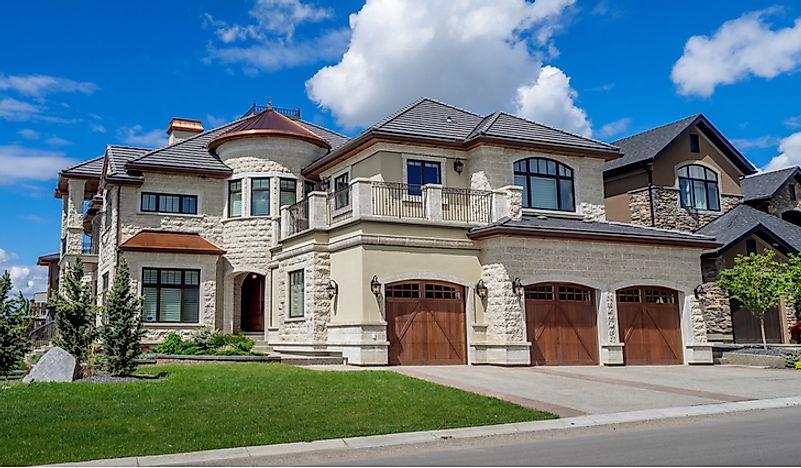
left=22, top=347, right=81, bottom=383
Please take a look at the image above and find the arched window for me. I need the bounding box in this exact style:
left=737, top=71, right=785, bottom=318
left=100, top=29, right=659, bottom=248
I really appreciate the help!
left=677, top=164, right=720, bottom=211
left=513, top=158, right=575, bottom=211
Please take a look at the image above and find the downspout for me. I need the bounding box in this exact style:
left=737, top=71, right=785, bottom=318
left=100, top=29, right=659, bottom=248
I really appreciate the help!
left=115, top=185, right=122, bottom=264
left=645, top=161, right=656, bottom=227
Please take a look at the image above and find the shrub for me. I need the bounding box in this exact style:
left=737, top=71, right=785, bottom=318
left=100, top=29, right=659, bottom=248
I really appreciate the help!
left=0, top=272, right=32, bottom=377
left=786, top=352, right=801, bottom=369
left=153, top=331, right=256, bottom=356
left=100, top=260, right=146, bottom=376
left=223, top=334, right=254, bottom=353
left=153, top=333, right=196, bottom=355
left=191, top=327, right=224, bottom=350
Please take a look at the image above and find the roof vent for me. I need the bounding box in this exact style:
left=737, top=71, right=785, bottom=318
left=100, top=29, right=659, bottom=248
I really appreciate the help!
left=166, top=118, right=204, bottom=145
left=445, top=116, right=454, bottom=123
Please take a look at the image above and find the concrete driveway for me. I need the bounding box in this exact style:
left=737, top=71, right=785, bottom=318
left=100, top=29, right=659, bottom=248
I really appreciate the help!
left=392, top=365, right=801, bottom=417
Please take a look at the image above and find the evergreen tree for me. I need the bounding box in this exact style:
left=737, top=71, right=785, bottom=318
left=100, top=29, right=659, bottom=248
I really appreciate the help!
left=100, top=259, right=145, bottom=375
left=0, top=272, right=32, bottom=376
left=50, top=257, right=96, bottom=364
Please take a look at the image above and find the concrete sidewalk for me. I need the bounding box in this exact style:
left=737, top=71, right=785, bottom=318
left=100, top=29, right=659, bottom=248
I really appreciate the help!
left=48, top=396, right=801, bottom=467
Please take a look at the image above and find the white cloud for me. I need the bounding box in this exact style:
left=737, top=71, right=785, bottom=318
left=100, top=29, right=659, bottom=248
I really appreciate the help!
left=0, top=97, right=41, bottom=121
left=763, top=132, right=801, bottom=171
left=0, top=73, right=97, bottom=96
left=514, top=65, right=592, bottom=137
left=17, top=128, right=39, bottom=140
left=45, top=136, right=72, bottom=146
left=784, top=115, right=801, bottom=129
left=306, top=0, right=584, bottom=131
left=596, top=117, right=631, bottom=139
left=206, top=0, right=332, bottom=42
left=0, top=248, right=11, bottom=265
left=0, top=249, right=46, bottom=297
left=672, top=9, right=801, bottom=97
left=731, top=135, right=780, bottom=149
left=0, top=146, right=77, bottom=183
left=116, top=125, right=167, bottom=148
left=90, top=123, right=107, bottom=134
left=19, top=214, right=48, bottom=225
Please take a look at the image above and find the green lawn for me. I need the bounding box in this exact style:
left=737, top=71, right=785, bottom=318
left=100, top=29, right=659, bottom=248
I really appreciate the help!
left=1, top=363, right=554, bottom=466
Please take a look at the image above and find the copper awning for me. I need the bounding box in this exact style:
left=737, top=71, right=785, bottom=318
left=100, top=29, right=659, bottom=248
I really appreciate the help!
left=119, top=231, right=225, bottom=255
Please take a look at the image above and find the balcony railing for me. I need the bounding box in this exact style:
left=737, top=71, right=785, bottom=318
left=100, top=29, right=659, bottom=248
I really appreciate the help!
left=285, top=197, right=309, bottom=237
left=242, top=103, right=302, bottom=119
left=371, top=182, right=425, bottom=219
left=81, top=235, right=97, bottom=255
left=442, top=187, right=493, bottom=224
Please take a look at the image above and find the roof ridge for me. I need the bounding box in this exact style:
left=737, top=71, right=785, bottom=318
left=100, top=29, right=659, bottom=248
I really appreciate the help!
left=494, top=111, right=618, bottom=149
left=613, top=114, right=699, bottom=145
left=468, top=112, right=502, bottom=138
left=108, top=144, right=152, bottom=151
left=372, top=97, right=481, bottom=129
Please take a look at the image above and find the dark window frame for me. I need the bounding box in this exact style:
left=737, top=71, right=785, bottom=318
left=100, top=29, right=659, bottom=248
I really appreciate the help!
left=288, top=269, right=305, bottom=318
left=690, top=134, right=700, bottom=153
left=140, top=192, right=198, bottom=215
left=513, top=157, right=576, bottom=212
left=141, top=267, right=200, bottom=324
left=228, top=180, right=242, bottom=218
left=279, top=178, right=297, bottom=208
left=406, top=159, right=441, bottom=196
left=678, top=164, right=720, bottom=211
left=746, top=239, right=758, bottom=255
left=790, top=184, right=797, bottom=202
left=250, top=177, right=270, bottom=216
left=333, top=172, right=350, bottom=210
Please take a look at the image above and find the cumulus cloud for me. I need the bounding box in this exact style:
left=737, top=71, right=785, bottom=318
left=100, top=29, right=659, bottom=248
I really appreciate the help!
left=763, top=132, right=801, bottom=172
left=116, top=125, right=167, bottom=148
left=0, top=249, right=47, bottom=297
left=0, top=146, right=77, bottom=183
left=672, top=9, right=801, bottom=97
left=306, top=0, right=587, bottom=132
left=596, top=117, right=631, bottom=139
left=0, top=73, right=97, bottom=96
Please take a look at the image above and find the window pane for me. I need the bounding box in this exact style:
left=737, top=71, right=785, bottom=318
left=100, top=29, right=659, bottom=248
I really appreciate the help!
left=181, top=288, right=199, bottom=323
left=181, top=196, right=197, bottom=214
left=546, top=160, right=556, bottom=175
left=289, top=270, right=304, bottom=318
left=513, top=160, right=526, bottom=172
left=251, top=178, right=270, bottom=216
left=159, top=195, right=181, bottom=213
left=514, top=174, right=528, bottom=207
left=530, top=176, right=558, bottom=210
left=407, top=161, right=422, bottom=186
left=707, top=183, right=720, bottom=211
left=252, top=178, right=270, bottom=190
left=334, top=174, right=349, bottom=190
left=184, top=270, right=199, bottom=286
left=689, top=165, right=705, bottom=179
left=142, top=287, right=157, bottom=322
left=559, top=179, right=574, bottom=211
left=692, top=180, right=708, bottom=210
left=161, top=270, right=182, bottom=285
left=143, top=268, right=158, bottom=284
left=142, top=194, right=157, bottom=212
left=422, top=162, right=441, bottom=184
left=159, top=288, right=182, bottom=322
left=679, top=179, right=692, bottom=208
left=677, top=166, right=688, bottom=178
left=279, top=179, right=296, bottom=207
left=705, top=168, right=718, bottom=181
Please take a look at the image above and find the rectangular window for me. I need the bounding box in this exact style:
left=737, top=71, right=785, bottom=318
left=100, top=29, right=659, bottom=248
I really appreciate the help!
left=280, top=178, right=297, bottom=207
left=141, top=268, right=200, bottom=323
left=746, top=239, right=758, bottom=255
left=690, top=134, right=700, bottom=153
left=304, top=181, right=316, bottom=196
left=250, top=178, right=270, bottom=216
left=406, top=159, right=441, bottom=195
left=791, top=184, right=797, bottom=202
left=334, top=173, right=350, bottom=209
left=228, top=180, right=242, bottom=217
left=288, top=270, right=304, bottom=318
left=140, top=192, right=197, bottom=215
left=101, top=272, right=109, bottom=305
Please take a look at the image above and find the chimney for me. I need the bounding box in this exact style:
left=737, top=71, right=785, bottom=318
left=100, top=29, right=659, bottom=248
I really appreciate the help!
left=166, top=118, right=204, bottom=145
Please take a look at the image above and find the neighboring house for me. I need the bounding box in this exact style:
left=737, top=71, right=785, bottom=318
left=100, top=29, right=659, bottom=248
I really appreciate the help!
left=36, top=252, right=60, bottom=300
left=603, top=115, right=801, bottom=344
left=31, top=291, right=51, bottom=329
left=52, top=99, right=718, bottom=367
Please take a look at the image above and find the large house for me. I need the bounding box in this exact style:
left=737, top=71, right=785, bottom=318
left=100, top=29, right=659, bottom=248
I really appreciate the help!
left=53, top=99, right=722, bottom=366
left=603, top=115, right=801, bottom=345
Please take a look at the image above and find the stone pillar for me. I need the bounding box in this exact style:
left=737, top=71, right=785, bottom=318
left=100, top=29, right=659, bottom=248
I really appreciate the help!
left=307, top=191, right=328, bottom=229
left=491, top=185, right=523, bottom=221
left=351, top=178, right=373, bottom=219
left=599, top=290, right=624, bottom=365
left=65, top=179, right=86, bottom=255
left=424, top=184, right=443, bottom=221
left=280, top=206, right=290, bottom=239
left=271, top=218, right=280, bottom=247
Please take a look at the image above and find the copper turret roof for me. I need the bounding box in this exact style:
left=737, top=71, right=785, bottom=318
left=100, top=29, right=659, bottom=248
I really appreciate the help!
left=208, top=108, right=331, bottom=151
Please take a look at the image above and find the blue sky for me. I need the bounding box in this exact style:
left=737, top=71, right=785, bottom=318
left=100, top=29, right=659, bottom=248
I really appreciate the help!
left=2, top=0, right=801, bottom=294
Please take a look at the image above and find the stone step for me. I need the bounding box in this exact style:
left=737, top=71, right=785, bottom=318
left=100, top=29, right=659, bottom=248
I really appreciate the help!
left=252, top=345, right=273, bottom=353
left=278, top=355, right=346, bottom=366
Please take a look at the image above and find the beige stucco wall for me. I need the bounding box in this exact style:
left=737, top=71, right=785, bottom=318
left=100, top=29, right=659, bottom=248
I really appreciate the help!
left=652, top=130, right=744, bottom=194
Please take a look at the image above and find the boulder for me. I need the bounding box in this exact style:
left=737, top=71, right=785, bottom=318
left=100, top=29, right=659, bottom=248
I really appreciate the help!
left=22, top=347, right=81, bottom=383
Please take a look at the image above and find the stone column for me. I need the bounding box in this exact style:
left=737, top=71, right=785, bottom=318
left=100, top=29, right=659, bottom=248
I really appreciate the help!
left=280, top=206, right=290, bottom=239
left=491, top=185, right=523, bottom=221
left=351, top=178, right=373, bottom=219
left=65, top=179, right=86, bottom=255
left=424, top=184, right=443, bottom=221
left=307, top=191, right=328, bottom=229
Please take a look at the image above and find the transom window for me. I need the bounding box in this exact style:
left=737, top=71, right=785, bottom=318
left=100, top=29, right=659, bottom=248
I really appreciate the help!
left=513, top=158, right=575, bottom=211
left=250, top=178, right=270, bottom=216
left=141, top=192, right=197, bottom=215
left=678, top=164, right=720, bottom=211
left=228, top=180, right=242, bottom=217
left=142, top=268, right=200, bottom=323
left=280, top=178, right=297, bottom=208
left=406, top=159, right=441, bottom=196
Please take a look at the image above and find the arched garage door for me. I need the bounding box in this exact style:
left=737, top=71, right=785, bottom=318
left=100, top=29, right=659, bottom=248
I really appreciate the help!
left=616, top=287, right=683, bottom=365
left=525, top=283, right=598, bottom=365
left=385, top=281, right=466, bottom=365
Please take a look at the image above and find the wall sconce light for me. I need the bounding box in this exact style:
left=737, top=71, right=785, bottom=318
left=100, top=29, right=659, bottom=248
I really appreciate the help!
left=693, top=284, right=705, bottom=300
left=370, top=275, right=382, bottom=295
left=453, top=158, right=464, bottom=175
left=512, top=277, right=524, bottom=296
left=320, top=178, right=330, bottom=190
left=475, top=279, right=489, bottom=298
left=326, top=279, right=338, bottom=298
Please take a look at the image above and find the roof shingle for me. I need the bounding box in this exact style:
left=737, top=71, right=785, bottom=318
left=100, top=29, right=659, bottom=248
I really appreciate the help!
left=740, top=167, right=801, bottom=202
left=695, top=204, right=801, bottom=255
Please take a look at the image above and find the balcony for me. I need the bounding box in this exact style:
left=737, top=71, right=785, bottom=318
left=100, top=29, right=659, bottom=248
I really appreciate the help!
left=280, top=179, right=521, bottom=241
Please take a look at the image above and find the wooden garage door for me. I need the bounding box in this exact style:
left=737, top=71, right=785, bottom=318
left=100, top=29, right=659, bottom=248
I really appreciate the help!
left=525, top=283, right=598, bottom=366
left=617, top=287, right=682, bottom=365
left=385, top=281, right=466, bottom=365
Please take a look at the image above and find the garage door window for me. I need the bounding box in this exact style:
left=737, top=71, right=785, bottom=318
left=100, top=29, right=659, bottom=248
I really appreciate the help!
left=385, top=283, right=420, bottom=298
left=558, top=285, right=591, bottom=302
left=617, top=288, right=642, bottom=302
left=425, top=283, right=460, bottom=299
left=645, top=289, right=676, bottom=304
left=525, top=284, right=554, bottom=300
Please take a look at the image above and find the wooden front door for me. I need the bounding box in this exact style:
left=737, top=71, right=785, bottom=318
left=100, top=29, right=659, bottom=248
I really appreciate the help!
left=241, top=274, right=265, bottom=332
left=525, top=283, right=598, bottom=365
left=385, top=281, right=466, bottom=365
left=616, top=287, right=682, bottom=365
left=731, top=301, right=784, bottom=344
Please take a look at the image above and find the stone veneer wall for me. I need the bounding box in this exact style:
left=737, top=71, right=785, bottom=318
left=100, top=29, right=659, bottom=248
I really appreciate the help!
left=764, top=180, right=801, bottom=217
left=272, top=249, right=332, bottom=346
left=699, top=256, right=732, bottom=337
left=628, top=187, right=741, bottom=231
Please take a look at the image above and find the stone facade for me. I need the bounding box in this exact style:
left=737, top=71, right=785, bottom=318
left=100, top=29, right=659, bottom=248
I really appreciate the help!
left=762, top=179, right=801, bottom=217
left=628, top=187, right=741, bottom=231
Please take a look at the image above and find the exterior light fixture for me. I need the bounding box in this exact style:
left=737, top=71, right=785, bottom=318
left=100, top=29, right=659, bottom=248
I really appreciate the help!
left=453, top=158, right=464, bottom=175
left=326, top=279, right=338, bottom=298
left=512, top=277, right=524, bottom=296
left=475, top=279, right=489, bottom=298
left=370, top=275, right=382, bottom=295
left=693, top=284, right=705, bottom=300
left=320, top=178, right=330, bottom=190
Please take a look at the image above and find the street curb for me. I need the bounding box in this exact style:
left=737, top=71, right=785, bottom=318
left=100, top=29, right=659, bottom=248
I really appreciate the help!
left=44, top=395, right=801, bottom=467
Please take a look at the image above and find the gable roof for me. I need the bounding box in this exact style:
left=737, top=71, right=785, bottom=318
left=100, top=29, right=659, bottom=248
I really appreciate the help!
left=105, top=145, right=150, bottom=183
left=604, top=114, right=756, bottom=175
left=303, top=97, right=620, bottom=177
left=695, top=204, right=801, bottom=255
left=208, top=109, right=331, bottom=150
left=740, top=166, right=801, bottom=202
